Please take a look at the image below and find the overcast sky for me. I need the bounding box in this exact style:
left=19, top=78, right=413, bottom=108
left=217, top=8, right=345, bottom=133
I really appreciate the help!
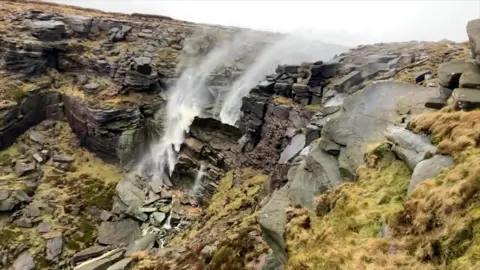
left=48, top=0, right=479, bottom=46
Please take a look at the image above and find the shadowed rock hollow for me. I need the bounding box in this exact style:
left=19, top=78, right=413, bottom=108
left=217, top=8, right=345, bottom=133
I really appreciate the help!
left=1, top=1, right=480, bottom=270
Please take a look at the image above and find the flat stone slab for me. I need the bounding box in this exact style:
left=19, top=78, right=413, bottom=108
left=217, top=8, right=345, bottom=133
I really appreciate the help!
left=322, top=82, right=437, bottom=173
left=97, top=220, right=141, bottom=246
left=425, top=97, right=447, bottom=110
left=438, top=59, right=477, bottom=88
left=459, top=68, right=480, bottom=89
left=278, top=134, right=306, bottom=164
left=453, top=88, right=480, bottom=110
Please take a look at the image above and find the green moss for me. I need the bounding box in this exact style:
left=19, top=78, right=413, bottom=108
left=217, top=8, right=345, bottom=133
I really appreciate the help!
left=286, top=144, right=412, bottom=269
left=0, top=228, right=22, bottom=246
left=304, top=104, right=322, bottom=111
left=35, top=256, right=51, bottom=269
left=66, top=218, right=97, bottom=252
left=80, top=179, right=115, bottom=210
left=7, top=88, right=28, bottom=103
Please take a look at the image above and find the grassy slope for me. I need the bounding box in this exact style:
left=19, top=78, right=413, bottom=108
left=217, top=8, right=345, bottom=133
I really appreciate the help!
left=285, top=109, right=480, bottom=270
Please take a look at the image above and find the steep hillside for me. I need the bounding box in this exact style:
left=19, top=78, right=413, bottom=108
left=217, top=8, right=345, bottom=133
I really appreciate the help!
left=1, top=1, right=480, bottom=270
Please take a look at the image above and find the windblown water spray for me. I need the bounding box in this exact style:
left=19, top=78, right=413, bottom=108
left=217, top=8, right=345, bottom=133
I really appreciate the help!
left=220, top=34, right=346, bottom=125
left=137, top=31, right=266, bottom=185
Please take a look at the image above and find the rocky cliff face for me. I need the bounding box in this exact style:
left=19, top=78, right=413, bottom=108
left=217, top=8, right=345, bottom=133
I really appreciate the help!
left=2, top=1, right=480, bottom=270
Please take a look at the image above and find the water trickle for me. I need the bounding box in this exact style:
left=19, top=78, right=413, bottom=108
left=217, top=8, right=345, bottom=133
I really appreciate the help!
left=191, top=164, right=206, bottom=198
left=162, top=214, right=172, bottom=230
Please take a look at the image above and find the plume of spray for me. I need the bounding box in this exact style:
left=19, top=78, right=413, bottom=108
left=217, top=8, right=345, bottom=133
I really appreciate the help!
left=220, top=33, right=347, bottom=126
left=136, top=30, right=268, bottom=185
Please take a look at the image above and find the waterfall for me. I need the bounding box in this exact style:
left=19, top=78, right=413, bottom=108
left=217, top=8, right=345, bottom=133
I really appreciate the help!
left=136, top=31, right=267, bottom=185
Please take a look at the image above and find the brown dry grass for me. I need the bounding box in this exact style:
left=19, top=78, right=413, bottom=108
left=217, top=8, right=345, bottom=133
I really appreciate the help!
left=285, top=107, right=480, bottom=269
left=409, top=109, right=480, bottom=155
left=394, top=42, right=470, bottom=84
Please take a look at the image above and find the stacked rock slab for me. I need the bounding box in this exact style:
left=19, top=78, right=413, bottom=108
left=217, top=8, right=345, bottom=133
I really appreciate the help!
left=450, top=19, right=480, bottom=110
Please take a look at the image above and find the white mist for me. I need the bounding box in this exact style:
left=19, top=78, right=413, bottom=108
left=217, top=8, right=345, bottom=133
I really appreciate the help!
left=220, top=34, right=346, bottom=125
left=136, top=31, right=267, bottom=185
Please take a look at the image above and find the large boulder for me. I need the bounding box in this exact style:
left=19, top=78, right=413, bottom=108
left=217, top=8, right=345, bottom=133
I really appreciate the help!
left=257, top=188, right=289, bottom=266
left=61, top=15, right=93, bottom=35
left=438, top=59, right=477, bottom=89
left=115, top=178, right=146, bottom=209
left=31, top=20, right=66, bottom=41
left=459, top=67, right=480, bottom=89
left=97, top=220, right=141, bottom=246
left=278, top=133, right=305, bottom=164
left=452, top=88, right=480, bottom=110
left=288, top=144, right=345, bottom=210
left=408, top=155, right=454, bottom=195
left=467, top=19, right=480, bottom=63
left=13, top=251, right=35, bottom=270
left=385, top=125, right=437, bottom=170
left=322, top=82, right=437, bottom=174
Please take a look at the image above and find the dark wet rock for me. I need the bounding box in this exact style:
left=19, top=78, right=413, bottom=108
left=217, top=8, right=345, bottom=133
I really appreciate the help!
left=258, top=80, right=275, bottom=93
left=467, top=19, right=480, bottom=63
left=13, top=250, right=35, bottom=270
left=133, top=57, right=153, bottom=75
left=31, top=20, right=67, bottom=41
left=115, top=179, right=146, bottom=208
left=74, top=248, right=125, bottom=270
left=29, top=131, right=48, bottom=144
left=408, top=155, right=454, bottom=195
left=62, top=15, right=93, bottom=35
left=425, top=97, right=447, bottom=110
left=415, top=70, right=432, bottom=84
left=125, top=233, right=157, bottom=256
left=98, top=220, right=141, bottom=246
left=452, top=88, right=480, bottom=110
left=278, top=133, right=305, bottom=164
left=0, top=190, right=9, bottom=201
left=72, top=246, right=109, bottom=264
left=322, top=82, right=436, bottom=173
left=46, top=235, right=63, bottom=261
left=14, top=162, right=36, bottom=177
left=318, top=138, right=341, bottom=155
left=37, top=222, right=52, bottom=234
left=258, top=187, right=289, bottom=266
left=333, top=70, right=362, bottom=92
left=84, top=83, right=100, bottom=94
left=459, top=67, right=480, bottom=89
left=288, top=144, right=344, bottom=210
left=438, top=59, right=477, bottom=89
left=310, top=62, right=341, bottom=79
left=106, top=258, right=133, bottom=270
